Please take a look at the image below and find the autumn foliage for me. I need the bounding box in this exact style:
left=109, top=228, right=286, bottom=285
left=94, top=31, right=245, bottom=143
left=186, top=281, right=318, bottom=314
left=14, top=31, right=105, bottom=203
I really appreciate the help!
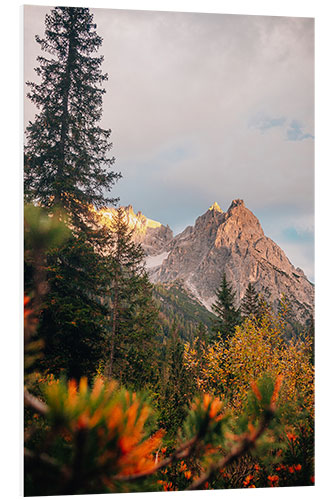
left=183, top=305, right=314, bottom=488
left=24, top=202, right=314, bottom=494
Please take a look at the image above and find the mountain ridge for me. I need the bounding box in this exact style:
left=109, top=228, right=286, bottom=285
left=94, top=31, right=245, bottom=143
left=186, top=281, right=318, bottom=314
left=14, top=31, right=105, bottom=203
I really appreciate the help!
left=98, top=200, right=314, bottom=322
left=98, top=204, right=174, bottom=255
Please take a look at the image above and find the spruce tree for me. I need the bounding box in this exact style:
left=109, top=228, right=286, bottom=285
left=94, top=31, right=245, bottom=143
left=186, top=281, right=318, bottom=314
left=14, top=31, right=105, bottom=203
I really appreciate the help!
left=157, top=323, right=192, bottom=439
left=212, top=273, right=241, bottom=340
left=24, top=7, right=119, bottom=379
left=278, top=293, right=296, bottom=339
left=241, top=282, right=260, bottom=319
left=24, top=7, right=120, bottom=230
left=102, top=208, right=159, bottom=385
left=36, top=233, right=109, bottom=380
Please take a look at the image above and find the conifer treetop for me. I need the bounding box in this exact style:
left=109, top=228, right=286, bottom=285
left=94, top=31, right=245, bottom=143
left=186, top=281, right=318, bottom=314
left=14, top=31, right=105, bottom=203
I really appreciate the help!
left=25, top=7, right=121, bottom=232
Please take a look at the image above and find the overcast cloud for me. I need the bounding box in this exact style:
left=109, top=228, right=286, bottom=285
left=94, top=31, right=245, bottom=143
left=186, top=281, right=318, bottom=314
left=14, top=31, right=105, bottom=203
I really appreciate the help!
left=24, top=6, right=314, bottom=281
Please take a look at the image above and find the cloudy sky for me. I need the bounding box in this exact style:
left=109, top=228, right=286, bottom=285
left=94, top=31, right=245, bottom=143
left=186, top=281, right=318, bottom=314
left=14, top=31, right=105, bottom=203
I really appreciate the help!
left=24, top=5, right=314, bottom=281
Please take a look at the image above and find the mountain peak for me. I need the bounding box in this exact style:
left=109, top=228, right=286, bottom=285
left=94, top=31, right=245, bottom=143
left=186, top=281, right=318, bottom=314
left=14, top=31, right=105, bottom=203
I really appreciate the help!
left=219, top=198, right=264, bottom=242
left=209, top=201, right=223, bottom=213
left=149, top=199, right=314, bottom=321
left=228, top=199, right=245, bottom=210
left=98, top=205, right=162, bottom=231
left=126, top=204, right=135, bottom=216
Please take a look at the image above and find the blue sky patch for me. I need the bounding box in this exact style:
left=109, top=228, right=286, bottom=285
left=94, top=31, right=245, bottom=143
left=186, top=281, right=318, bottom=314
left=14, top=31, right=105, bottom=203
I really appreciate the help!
left=249, top=113, right=286, bottom=132
left=282, top=226, right=314, bottom=243
left=286, top=120, right=314, bottom=141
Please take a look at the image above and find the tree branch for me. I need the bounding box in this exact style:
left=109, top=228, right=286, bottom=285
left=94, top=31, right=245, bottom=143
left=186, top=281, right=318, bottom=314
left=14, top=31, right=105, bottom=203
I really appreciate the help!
left=24, top=389, right=48, bottom=416
left=187, top=408, right=274, bottom=490
left=24, top=447, right=61, bottom=469
left=113, top=435, right=198, bottom=482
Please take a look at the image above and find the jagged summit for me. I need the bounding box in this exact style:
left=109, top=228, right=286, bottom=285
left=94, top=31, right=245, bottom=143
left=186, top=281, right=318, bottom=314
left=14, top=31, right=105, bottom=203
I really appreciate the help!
left=228, top=199, right=245, bottom=209
left=209, top=201, right=223, bottom=213
left=99, top=204, right=162, bottom=230
left=216, top=199, right=264, bottom=246
left=98, top=205, right=173, bottom=255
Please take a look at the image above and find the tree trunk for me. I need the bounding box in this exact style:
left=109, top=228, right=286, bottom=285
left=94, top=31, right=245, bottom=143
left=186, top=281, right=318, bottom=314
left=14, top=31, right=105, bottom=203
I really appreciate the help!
left=55, top=15, right=75, bottom=206
left=106, top=270, right=119, bottom=379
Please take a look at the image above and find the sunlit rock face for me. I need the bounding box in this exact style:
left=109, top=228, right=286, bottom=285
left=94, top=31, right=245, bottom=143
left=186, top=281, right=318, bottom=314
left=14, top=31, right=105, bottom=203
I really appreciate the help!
left=98, top=205, right=174, bottom=255
left=149, top=200, right=314, bottom=322
left=99, top=201, right=314, bottom=322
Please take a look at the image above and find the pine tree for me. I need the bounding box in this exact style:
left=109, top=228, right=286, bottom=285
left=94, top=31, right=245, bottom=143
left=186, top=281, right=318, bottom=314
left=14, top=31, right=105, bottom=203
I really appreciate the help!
left=114, top=271, right=160, bottom=389
left=241, top=282, right=260, bottom=319
left=36, top=232, right=109, bottom=380
left=278, top=293, right=302, bottom=339
left=157, top=323, right=192, bottom=439
left=211, top=273, right=241, bottom=340
left=24, top=7, right=120, bottom=380
left=102, top=208, right=159, bottom=385
left=24, top=7, right=120, bottom=230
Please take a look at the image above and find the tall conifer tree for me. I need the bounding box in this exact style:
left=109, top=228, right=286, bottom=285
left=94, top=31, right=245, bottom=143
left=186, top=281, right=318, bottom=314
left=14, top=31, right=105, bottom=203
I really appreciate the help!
left=24, top=7, right=119, bottom=379
left=157, top=323, right=192, bottom=438
left=24, top=7, right=120, bottom=230
left=103, top=208, right=159, bottom=385
left=241, top=282, right=260, bottom=319
left=212, top=273, right=241, bottom=340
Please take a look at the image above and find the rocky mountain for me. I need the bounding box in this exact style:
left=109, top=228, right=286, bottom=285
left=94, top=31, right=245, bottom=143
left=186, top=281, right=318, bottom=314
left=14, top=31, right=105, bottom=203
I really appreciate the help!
left=98, top=205, right=173, bottom=255
left=100, top=201, right=314, bottom=323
